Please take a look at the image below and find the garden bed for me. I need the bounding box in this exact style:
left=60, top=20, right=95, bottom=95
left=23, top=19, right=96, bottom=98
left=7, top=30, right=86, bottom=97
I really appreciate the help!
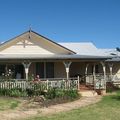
left=19, top=88, right=81, bottom=109
left=0, top=84, right=81, bottom=109
left=0, top=80, right=80, bottom=110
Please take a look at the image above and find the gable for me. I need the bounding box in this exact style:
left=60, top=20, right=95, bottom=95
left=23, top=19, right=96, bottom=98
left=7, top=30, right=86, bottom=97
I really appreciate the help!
left=0, top=31, right=75, bottom=55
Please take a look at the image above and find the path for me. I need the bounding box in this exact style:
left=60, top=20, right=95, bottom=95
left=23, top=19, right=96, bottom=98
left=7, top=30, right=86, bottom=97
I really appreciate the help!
left=0, top=96, right=102, bottom=120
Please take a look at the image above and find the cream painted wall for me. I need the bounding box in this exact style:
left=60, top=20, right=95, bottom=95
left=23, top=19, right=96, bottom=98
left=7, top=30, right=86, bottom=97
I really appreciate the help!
left=112, top=63, right=120, bottom=78
left=0, top=40, right=54, bottom=54
left=54, top=62, right=66, bottom=78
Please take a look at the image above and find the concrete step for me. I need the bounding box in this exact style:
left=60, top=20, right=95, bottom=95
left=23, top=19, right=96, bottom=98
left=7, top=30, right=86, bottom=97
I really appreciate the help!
left=79, top=90, right=98, bottom=97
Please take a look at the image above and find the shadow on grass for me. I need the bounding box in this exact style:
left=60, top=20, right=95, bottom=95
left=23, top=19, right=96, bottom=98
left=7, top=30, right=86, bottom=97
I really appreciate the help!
left=109, top=90, right=120, bottom=101
left=111, top=95, right=120, bottom=101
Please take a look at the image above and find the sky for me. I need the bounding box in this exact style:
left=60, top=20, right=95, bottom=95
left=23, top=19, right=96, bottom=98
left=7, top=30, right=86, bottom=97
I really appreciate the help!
left=0, top=0, right=120, bottom=48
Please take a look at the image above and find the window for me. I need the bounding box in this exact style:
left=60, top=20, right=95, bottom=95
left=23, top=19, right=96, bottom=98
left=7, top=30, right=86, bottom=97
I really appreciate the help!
left=36, top=62, right=44, bottom=78
left=46, top=62, right=54, bottom=78
left=0, top=65, right=5, bottom=76
left=15, top=65, right=24, bottom=79
left=36, top=62, right=54, bottom=78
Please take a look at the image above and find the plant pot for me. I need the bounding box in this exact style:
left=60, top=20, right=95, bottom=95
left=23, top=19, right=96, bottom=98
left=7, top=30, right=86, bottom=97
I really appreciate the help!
left=95, top=89, right=102, bottom=95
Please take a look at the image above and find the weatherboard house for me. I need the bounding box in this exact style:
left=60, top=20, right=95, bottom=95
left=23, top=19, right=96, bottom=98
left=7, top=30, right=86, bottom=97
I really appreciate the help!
left=0, top=30, right=119, bottom=90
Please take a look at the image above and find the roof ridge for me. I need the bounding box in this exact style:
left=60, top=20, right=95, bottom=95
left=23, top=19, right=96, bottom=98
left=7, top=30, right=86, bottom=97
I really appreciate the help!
left=59, top=42, right=93, bottom=43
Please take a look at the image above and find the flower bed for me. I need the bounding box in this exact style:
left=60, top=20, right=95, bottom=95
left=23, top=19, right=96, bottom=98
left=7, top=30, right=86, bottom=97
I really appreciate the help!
left=0, top=81, right=80, bottom=107
left=23, top=88, right=80, bottom=108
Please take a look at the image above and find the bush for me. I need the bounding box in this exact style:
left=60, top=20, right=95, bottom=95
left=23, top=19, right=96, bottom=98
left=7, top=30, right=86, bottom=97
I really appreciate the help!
left=9, top=89, right=27, bottom=97
left=45, top=88, right=56, bottom=99
left=0, top=88, right=11, bottom=96
left=0, top=88, right=27, bottom=97
left=26, top=88, right=34, bottom=97
left=43, top=88, right=80, bottom=107
left=106, top=87, right=113, bottom=93
left=0, top=82, right=80, bottom=101
left=0, top=82, right=47, bottom=97
left=64, top=89, right=80, bottom=100
left=45, top=88, right=80, bottom=100
left=26, top=82, right=47, bottom=97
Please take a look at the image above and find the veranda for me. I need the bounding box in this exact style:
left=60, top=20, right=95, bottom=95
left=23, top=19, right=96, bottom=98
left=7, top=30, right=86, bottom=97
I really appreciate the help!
left=0, top=58, right=119, bottom=91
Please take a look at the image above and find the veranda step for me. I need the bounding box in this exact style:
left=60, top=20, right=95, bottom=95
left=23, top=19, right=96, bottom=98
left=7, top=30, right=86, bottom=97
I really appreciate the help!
left=79, top=90, right=98, bottom=97
left=79, top=85, right=94, bottom=91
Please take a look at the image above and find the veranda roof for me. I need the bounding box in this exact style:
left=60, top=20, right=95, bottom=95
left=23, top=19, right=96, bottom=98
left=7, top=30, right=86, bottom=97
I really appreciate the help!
left=0, top=54, right=111, bottom=60
left=106, top=57, right=120, bottom=62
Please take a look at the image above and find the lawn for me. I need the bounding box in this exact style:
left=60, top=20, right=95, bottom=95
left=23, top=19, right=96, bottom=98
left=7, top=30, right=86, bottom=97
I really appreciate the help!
left=24, top=92, right=120, bottom=120
left=0, top=97, right=20, bottom=111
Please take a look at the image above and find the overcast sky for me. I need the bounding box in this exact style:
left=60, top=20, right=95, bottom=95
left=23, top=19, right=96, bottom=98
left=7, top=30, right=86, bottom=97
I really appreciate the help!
left=0, top=0, right=120, bottom=48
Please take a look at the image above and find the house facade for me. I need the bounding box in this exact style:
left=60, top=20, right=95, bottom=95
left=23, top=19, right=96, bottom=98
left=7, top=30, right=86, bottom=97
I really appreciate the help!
left=0, top=30, right=119, bottom=88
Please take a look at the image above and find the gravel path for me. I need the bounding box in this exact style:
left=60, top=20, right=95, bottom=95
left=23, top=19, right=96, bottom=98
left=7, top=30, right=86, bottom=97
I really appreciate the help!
left=0, top=96, right=102, bottom=120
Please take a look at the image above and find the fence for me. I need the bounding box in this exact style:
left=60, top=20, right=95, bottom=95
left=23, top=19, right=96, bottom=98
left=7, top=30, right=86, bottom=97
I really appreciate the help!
left=0, top=77, right=79, bottom=90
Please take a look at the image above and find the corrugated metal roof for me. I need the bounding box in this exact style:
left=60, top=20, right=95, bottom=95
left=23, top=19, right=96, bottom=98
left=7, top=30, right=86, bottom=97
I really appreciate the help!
left=59, top=42, right=116, bottom=56
left=59, top=42, right=97, bottom=55
left=106, top=57, right=120, bottom=62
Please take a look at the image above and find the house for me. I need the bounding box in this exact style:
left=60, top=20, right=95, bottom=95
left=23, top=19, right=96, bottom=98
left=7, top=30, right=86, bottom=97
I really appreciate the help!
left=0, top=30, right=119, bottom=90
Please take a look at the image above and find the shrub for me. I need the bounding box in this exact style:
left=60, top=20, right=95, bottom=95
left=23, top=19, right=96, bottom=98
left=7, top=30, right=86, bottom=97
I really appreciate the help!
left=0, top=82, right=80, bottom=101
left=106, top=87, right=113, bottom=93
left=26, top=82, right=47, bottom=97
left=0, top=88, right=11, bottom=96
left=9, top=89, right=27, bottom=97
left=43, top=88, right=80, bottom=107
left=45, top=88, right=56, bottom=99
left=55, top=89, right=65, bottom=98
left=64, top=89, right=80, bottom=100
left=45, top=88, right=80, bottom=100
left=10, top=89, right=20, bottom=97
left=0, top=88, right=27, bottom=97
left=26, top=88, right=34, bottom=97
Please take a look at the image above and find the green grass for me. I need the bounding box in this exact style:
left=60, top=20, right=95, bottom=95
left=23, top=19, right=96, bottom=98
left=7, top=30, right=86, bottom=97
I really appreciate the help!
left=24, top=91, right=120, bottom=120
left=0, top=97, right=20, bottom=111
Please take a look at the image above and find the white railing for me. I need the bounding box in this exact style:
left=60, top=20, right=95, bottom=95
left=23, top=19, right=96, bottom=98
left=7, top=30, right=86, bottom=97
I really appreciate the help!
left=85, top=74, right=108, bottom=89
left=85, top=73, right=120, bottom=89
left=0, top=77, right=80, bottom=90
left=86, top=73, right=118, bottom=83
left=86, top=75, right=94, bottom=85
